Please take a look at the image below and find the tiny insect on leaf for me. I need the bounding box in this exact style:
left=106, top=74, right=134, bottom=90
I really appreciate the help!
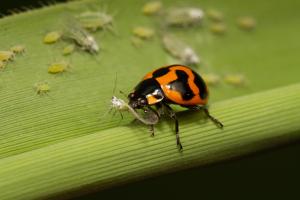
left=206, top=9, right=224, bottom=22
left=34, top=82, right=50, bottom=95
left=237, top=16, right=256, bottom=31
left=0, top=51, right=15, bottom=62
left=48, top=61, right=70, bottom=74
left=142, top=1, right=162, bottom=16
left=43, top=31, right=62, bottom=44
left=132, top=27, right=155, bottom=40
left=10, top=45, right=26, bottom=54
left=62, top=44, right=75, bottom=56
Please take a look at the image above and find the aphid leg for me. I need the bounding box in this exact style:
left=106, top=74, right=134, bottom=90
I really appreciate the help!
left=203, top=108, right=223, bottom=129
left=163, top=103, right=183, bottom=150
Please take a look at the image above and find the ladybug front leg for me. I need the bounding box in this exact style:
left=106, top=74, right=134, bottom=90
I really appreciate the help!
left=162, top=103, right=183, bottom=150
left=142, top=106, right=160, bottom=137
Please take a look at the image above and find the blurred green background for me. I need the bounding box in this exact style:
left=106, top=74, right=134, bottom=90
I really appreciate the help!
left=1, top=0, right=299, bottom=199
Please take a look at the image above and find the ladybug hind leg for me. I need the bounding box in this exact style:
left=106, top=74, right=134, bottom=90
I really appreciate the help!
left=162, top=103, right=183, bottom=150
left=189, top=105, right=223, bottom=128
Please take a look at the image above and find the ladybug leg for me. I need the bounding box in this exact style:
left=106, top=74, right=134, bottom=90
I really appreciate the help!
left=163, top=103, right=183, bottom=150
left=143, top=106, right=160, bottom=137
left=203, top=108, right=223, bottom=128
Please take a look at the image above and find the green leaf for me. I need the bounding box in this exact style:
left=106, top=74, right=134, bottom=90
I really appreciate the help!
left=0, top=0, right=300, bottom=199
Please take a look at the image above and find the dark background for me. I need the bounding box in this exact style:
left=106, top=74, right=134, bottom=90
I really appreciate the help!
left=1, top=1, right=300, bottom=199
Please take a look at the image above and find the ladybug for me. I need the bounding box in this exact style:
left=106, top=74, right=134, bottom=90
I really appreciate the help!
left=128, top=64, right=223, bottom=150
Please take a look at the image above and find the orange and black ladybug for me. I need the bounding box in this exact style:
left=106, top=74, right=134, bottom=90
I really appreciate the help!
left=128, top=64, right=223, bottom=150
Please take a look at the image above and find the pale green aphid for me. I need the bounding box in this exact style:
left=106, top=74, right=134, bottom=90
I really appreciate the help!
left=34, top=82, right=50, bottom=95
left=224, top=74, right=246, bottom=86
left=131, top=37, right=144, bottom=48
left=162, top=34, right=200, bottom=65
left=48, top=60, right=70, bottom=74
left=132, top=27, right=155, bottom=40
left=0, top=50, right=14, bottom=62
left=206, top=9, right=224, bottom=22
left=77, top=11, right=114, bottom=32
left=62, top=44, right=75, bottom=56
left=210, top=23, right=226, bottom=34
left=63, top=21, right=99, bottom=54
left=10, top=45, right=26, bottom=54
left=164, top=7, right=204, bottom=27
left=43, top=31, right=62, bottom=44
left=202, top=73, right=221, bottom=86
left=142, top=1, right=162, bottom=16
left=237, top=16, right=256, bottom=31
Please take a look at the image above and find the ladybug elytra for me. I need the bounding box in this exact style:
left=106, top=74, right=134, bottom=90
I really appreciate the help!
left=128, top=65, right=223, bottom=150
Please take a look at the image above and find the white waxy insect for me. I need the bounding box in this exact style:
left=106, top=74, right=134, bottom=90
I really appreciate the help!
left=162, top=34, right=200, bottom=65
left=110, top=96, right=159, bottom=125
left=77, top=11, right=114, bottom=32
left=164, top=7, right=204, bottom=27
left=63, top=21, right=99, bottom=54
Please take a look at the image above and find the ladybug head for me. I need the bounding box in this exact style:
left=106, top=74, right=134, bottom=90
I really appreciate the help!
left=128, top=79, right=165, bottom=109
left=128, top=92, right=148, bottom=109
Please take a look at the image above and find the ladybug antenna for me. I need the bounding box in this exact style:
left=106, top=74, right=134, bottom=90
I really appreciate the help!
left=119, top=90, right=127, bottom=98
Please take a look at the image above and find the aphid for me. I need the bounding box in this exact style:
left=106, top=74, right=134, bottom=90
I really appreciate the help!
left=77, top=11, right=114, bottom=32
left=202, top=73, right=221, bottom=86
left=63, top=21, right=99, bottom=54
left=210, top=23, right=226, bottom=35
left=110, top=96, right=159, bottom=126
left=224, top=74, right=246, bottom=86
left=128, top=65, right=223, bottom=150
left=0, top=50, right=14, bottom=62
left=162, top=34, right=200, bottom=66
left=142, top=1, right=162, bottom=16
left=48, top=60, right=70, bottom=74
left=34, top=82, right=50, bottom=95
left=62, top=44, right=75, bottom=56
left=132, top=27, right=155, bottom=40
left=131, top=37, right=144, bottom=48
left=10, top=45, right=25, bottom=54
left=0, top=60, right=6, bottom=70
left=164, top=7, right=204, bottom=27
left=43, top=31, right=62, bottom=44
left=237, top=16, right=256, bottom=31
left=206, top=9, right=224, bottom=22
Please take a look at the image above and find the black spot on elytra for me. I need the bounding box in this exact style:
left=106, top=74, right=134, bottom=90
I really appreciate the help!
left=168, top=70, right=195, bottom=100
left=192, top=71, right=208, bottom=99
left=152, top=67, right=170, bottom=78
left=134, top=78, right=161, bottom=98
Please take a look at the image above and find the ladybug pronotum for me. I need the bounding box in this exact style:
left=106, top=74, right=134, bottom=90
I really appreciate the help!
left=128, top=64, right=223, bottom=150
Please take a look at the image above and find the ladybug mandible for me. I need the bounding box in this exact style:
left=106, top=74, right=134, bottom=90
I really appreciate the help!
left=128, top=65, right=223, bottom=150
